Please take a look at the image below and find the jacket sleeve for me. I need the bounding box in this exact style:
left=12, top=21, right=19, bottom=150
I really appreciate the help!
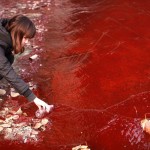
left=0, top=46, right=36, bottom=101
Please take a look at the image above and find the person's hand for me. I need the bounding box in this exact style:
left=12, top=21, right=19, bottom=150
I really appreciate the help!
left=33, top=97, right=53, bottom=113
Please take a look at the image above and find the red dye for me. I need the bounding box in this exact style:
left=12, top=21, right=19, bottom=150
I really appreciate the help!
left=0, top=0, right=150, bottom=149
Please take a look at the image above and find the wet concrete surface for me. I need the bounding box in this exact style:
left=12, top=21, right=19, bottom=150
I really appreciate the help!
left=0, top=0, right=150, bottom=149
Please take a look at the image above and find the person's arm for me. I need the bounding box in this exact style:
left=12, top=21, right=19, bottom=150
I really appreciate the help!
left=0, top=46, right=36, bottom=101
left=0, top=46, right=50, bottom=112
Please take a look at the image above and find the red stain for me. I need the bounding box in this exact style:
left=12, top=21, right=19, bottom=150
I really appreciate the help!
left=0, top=0, right=150, bottom=149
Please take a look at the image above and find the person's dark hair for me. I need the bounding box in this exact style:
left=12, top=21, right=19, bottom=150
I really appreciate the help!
left=5, top=14, right=36, bottom=54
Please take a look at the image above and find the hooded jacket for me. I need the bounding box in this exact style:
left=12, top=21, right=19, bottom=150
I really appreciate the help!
left=0, top=18, right=36, bottom=101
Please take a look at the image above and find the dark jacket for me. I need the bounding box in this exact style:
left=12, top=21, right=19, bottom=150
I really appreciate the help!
left=0, top=18, right=36, bottom=101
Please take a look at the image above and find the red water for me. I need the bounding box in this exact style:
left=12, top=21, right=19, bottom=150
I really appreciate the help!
left=0, top=0, right=150, bottom=149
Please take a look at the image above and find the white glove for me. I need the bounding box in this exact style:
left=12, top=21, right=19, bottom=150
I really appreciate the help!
left=33, top=97, right=53, bottom=113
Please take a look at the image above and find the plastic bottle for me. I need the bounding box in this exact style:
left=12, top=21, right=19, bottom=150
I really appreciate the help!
left=35, top=105, right=54, bottom=118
